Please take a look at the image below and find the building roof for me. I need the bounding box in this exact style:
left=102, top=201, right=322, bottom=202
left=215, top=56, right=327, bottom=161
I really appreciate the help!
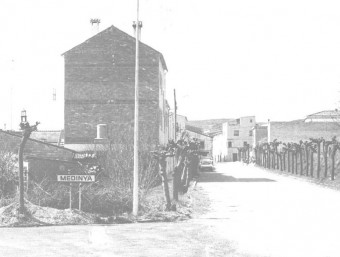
left=30, top=130, right=64, bottom=145
left=63, top=144, right=109, bottom=152
left=305, top=110, right=340, bottom=121
left=185, top=125, right=212, bottom=138
left=62, top=25, right=167, bottom=71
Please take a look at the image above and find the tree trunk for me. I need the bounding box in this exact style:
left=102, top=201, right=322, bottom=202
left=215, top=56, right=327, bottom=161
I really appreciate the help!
left=310, top=151, right=314, bottom=178
left=283, top=153, right=286, bottom=171
left=18, top=136, right=29, bottom=214
left=159, top=158, right=171, bottom=211
left=317, top=143, right=321, bottom=179
left=324, top=149, right=328, bottom=178
left=305, top=148, right=309, bottom=176
left=173, top=153, right=183, bottom=201
left=287, top=152, right=291, bottom=173
left=300, top=151, right=303, bottom=175
left=295, top=152, right=298, bottom=174
left=331, top=146, right=337, bottom=181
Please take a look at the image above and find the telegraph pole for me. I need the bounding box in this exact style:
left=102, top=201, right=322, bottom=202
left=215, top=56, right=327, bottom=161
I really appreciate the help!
left=173, top=89, right=179, bottom=201
left=133, top=0, right=140, bottom=216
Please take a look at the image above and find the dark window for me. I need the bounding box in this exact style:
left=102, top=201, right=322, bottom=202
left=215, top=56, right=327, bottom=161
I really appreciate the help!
left=200, top=141, right=205, bottom=149
left=250, top=119, right=253, bottom=123
left=244, top=141, right=247, bottom=146
left=228, top=142, right=232, bottom=147
left=236, top=119, right=240, bottom=124
left=249, top=130, right=253, bottom=136
left=234, top=130, right=239, bottom=136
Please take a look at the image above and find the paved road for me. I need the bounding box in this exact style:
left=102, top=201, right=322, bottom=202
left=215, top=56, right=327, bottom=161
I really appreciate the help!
left=1, top=162, right=340, bottom=257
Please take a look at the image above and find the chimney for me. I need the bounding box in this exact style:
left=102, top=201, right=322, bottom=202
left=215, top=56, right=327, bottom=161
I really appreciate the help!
left=94, top=124, right=109, bottom=144
left=132, top=21, right=143, bottom=41
left=90, top=18, right=101, bottom=35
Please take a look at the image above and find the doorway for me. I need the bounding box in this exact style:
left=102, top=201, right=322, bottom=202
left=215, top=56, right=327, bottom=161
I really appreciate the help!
left=232, top=153, right=238, bottom=162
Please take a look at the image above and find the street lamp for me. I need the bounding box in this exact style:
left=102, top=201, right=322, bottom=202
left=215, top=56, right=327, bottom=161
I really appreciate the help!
left=21, top=109, right=27, bottom=123
left=17, top=110, right=39, bottom=214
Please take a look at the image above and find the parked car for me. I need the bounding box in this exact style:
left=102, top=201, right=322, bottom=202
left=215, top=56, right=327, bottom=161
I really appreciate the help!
left=199, top=158, right=214, bottom=172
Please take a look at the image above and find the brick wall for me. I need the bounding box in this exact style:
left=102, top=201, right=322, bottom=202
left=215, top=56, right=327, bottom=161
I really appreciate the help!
left=64, top=26, right=164, bottom=146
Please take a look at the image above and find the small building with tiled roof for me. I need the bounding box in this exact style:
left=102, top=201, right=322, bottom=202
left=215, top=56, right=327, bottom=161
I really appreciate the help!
left=305, top=110, right=340, bottom=123
left=0, top=130, right=83, bottom=182
left=185, top=124, right=213, bottom=156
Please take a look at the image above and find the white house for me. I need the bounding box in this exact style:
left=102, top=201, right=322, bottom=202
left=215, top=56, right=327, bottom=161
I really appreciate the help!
left=212, top=116, right=255, bottom=162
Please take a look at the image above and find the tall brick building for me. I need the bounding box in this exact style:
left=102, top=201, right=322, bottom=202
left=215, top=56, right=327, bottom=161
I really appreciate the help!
left=62, top=25, right=169, bottom=149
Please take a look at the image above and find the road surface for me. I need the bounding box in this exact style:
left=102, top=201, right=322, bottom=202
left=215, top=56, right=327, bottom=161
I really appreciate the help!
left=1, top=162, right=340, bottom=257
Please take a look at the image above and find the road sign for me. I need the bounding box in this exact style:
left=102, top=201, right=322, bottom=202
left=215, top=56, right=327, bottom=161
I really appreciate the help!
left=57, top=175, right=95, bottom=183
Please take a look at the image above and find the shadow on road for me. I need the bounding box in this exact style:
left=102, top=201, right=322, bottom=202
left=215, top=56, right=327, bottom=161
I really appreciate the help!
left=198, top=172, right=276, bottom=183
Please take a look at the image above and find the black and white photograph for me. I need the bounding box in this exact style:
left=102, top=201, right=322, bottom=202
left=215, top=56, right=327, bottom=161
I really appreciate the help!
left=1, top=0, right=340, bottom=256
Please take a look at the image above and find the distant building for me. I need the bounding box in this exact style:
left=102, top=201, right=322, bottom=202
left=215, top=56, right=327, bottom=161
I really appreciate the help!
left=268, top=120, right=340, bottom=143
left=176, top=114, right=188, bottom=137
left=62, top=25, right=169, bottom=150
left=212, top=116, right=255, bottom=162
left=305, top=110, right=340, bottom=123
left=251, top=123, right=268, bottom=147
left=186, top=124, right=213, bottom=156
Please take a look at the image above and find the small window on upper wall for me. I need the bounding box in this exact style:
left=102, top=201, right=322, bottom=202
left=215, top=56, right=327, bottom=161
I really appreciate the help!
left=234, top=130, right=239, bottom=136
left=250, top=119, right=253, bottom=123
left=249, top=130, right=253, bottom=136
left=236, top=119, right=240, bottom=124
left=228, top=142, right=232, bottom=147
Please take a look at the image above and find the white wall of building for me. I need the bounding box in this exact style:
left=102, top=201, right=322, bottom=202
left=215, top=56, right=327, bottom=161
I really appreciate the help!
left=213, top=116, right=255, bottom=162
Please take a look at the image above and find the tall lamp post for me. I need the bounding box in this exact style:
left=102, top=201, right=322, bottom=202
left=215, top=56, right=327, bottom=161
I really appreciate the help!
left=133, top=0, right=141, bottom=217
left=18, top=110, right=39, bottom=214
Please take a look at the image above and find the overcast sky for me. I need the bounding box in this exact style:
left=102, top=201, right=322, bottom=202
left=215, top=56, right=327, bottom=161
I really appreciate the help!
left=1, top=0, right=340, bottom=130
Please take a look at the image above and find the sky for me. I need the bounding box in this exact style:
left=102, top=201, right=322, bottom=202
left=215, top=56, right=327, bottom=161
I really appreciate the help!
left=1, top=0, right=340, bottom=130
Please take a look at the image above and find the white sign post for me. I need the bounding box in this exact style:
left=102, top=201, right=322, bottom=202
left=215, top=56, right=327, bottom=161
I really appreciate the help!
left=57, top=175, right=95, bottom=183
left=57, top=175, right=95, bottom=210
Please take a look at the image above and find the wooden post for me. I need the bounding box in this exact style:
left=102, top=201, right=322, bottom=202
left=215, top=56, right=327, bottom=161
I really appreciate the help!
left=69, top=183, right=72, bottom=210
left=173, top=89, right=179, bottom=201
left=78, top=183, right=82, bottom=211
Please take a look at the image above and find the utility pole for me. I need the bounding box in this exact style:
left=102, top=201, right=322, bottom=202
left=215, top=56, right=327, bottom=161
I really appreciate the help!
left=133, top=0, right=141, bottom=216
left=173, top=89, right=179, bottom=201
left=174, top=89, right=177, bottom=142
